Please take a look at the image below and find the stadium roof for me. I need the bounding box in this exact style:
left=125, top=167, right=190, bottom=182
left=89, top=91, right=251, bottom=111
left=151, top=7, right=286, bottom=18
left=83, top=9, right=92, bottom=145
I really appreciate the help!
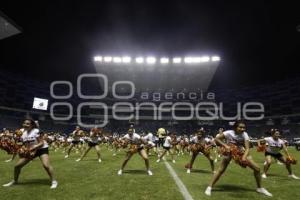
left=0, top=10, right=22, bottom=40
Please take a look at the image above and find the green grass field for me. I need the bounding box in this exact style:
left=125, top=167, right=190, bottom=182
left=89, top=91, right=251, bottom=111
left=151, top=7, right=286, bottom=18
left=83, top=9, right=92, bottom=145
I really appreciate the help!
left=1, top=146, right=300, bottom=200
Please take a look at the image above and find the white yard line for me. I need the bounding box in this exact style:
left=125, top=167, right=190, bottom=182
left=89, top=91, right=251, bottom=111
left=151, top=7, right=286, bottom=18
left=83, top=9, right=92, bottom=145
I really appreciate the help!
left=164, top=161, right=194, bottom=200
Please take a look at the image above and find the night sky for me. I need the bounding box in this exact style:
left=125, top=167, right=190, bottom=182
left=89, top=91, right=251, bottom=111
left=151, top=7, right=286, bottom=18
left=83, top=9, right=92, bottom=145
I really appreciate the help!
left=0, top=0, right=299, bottom=89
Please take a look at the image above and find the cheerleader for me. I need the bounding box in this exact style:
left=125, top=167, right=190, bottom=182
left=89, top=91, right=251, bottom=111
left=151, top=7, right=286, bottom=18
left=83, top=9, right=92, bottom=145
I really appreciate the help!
left=175, top=135, right=182, bottom=156
left=142, top=131, right=156, bottom=155
left=64, top=126, right=83, bottom=158
left=156, top=132, right=176, bottom=163
left=2, top=119, right=58, bottom=189
left=258, top=129, right=299, bottom=179
left=186, top=129, right=215, bottom=174
left=180, top=135, right=190, bottom=155
left=117, top=128, right=153, bottom=176
left=76, top=127, right=102, bottom=162
left=112, top=135, right=121, bottom=156
left=204, top=121, right=272, bottom=197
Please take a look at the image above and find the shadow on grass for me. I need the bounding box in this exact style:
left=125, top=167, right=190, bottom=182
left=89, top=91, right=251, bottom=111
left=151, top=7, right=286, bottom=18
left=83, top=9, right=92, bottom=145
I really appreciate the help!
left=77, top=159, right=100, bottom=162
left=17, top=178, right=50, bottom=186
left=214, top=184, right=254, bottom=192
left=211, top=185, right=258, bottom=199
left=190, top=169, right=212, bottom=174
left=123, top=169, right=149, bottom=175
left=266, top=173, right=285, bottom=178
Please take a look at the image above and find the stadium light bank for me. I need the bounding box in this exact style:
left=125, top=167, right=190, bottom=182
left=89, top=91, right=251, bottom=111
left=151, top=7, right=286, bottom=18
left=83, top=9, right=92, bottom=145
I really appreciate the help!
left=93, top=55, right=221, bottom=65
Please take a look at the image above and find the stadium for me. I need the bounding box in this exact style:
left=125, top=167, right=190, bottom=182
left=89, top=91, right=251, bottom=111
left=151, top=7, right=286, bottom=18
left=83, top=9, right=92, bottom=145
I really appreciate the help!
left=0, top=1, right=300, bottom=200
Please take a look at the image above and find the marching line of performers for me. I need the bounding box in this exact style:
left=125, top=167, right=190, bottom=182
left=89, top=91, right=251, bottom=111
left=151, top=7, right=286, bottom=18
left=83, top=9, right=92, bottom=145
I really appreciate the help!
left=1, top=119, right=299, bottom=197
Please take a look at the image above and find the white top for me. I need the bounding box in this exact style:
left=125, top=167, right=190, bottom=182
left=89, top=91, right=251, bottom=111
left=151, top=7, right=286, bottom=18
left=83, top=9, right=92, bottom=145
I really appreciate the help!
left=72, top=130, right=81, bottom=141
left=143, top=133, right=154, bottom=142
left=191, top=136, right=199, bottom=143
left=163, top=136, right=172, bottom=147
left=204, top=137, right=211, bottom=143
left=48, top=135, right=55, bottom=142
left=264, top=137, right=284, bottom=154
left=123, top=133, right=141, bottom=143
left=223, top=130, right=249, bottom=146
left=21, top=128, right=48, bottom=148
left=90, top=131, right=101, bottom=143
left=184, top=137, right=189, bottom=143
left=59, top=136, right=65, bottom=142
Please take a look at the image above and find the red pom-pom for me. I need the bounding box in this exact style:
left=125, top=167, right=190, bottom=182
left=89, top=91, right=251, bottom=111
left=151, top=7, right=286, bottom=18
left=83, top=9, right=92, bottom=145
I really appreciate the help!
left=286, top=156, right=297, bottom=165
left=257, top=145, right=266, bottom=152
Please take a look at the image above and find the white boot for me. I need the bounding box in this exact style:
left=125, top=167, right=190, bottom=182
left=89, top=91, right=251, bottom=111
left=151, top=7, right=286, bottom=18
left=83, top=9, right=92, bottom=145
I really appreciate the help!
left=50, top=180, right=58, bottom=189
left=118, top=169, right=122, bottom=175
left=256, top=188, right=272, bottom=197
left=3, top=180, right=16, bottom=187
left=288, top=174, right=300, bottom=179
left=261, top=173, right=267, bottom=179
left=205, top=186, right=212, bottom=196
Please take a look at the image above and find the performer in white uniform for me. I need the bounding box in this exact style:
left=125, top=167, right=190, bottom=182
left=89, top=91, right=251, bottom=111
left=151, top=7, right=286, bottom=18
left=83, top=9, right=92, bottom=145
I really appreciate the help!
left=3, top=119, right=58, bottom=189
left=156, top=132, right=176, bottom=163
left=65, top=126, right=83, bottom=158
left=186, top=129, right=215, bottom=174
left=258, top=129, right=299, bottom=179
left=205, top=121, right=272, bottom=197
left=76, top=127, right=103, bottom=163
left=117, top=128, right=153, bottom=176
left=143, top=131, right=156, bottom=155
